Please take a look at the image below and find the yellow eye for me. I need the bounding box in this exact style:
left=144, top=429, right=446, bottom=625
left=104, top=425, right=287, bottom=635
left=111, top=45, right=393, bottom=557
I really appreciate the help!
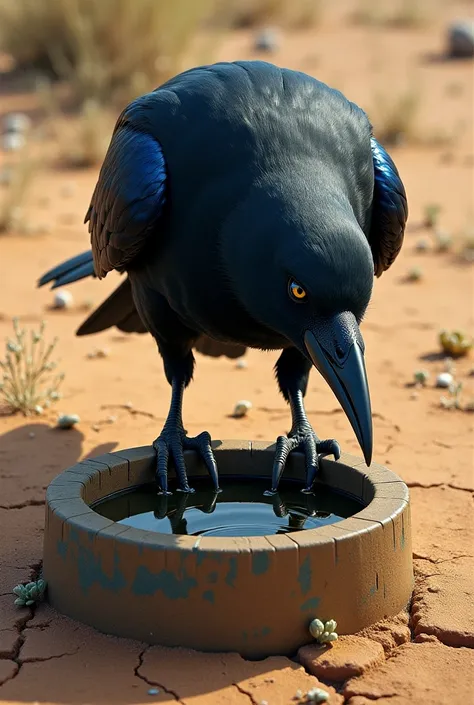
left=289, top=280, right=307, bottom=301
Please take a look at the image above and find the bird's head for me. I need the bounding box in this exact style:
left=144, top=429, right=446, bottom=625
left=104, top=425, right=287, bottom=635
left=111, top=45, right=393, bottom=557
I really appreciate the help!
left=223, top=188, right=375, bottom=466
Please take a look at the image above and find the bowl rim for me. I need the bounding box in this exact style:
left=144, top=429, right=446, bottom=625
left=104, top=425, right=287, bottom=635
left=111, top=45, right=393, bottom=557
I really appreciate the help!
left=46, top=440, right=410, bottom=553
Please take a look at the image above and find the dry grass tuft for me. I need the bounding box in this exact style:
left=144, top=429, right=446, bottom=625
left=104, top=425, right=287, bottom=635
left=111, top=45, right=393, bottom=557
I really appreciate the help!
left=0, top=0, right=220, bottom=105
left=0, top=319, right=64, bottom=416
left=0, top=150, right=36, bottom=233
left=371, top=87, right=420, bottom=146
left=214, top=0, right=321, bottom=29
left=59, top=99, right=113, bottom=168
left=352, top=0, right=428, bottom=28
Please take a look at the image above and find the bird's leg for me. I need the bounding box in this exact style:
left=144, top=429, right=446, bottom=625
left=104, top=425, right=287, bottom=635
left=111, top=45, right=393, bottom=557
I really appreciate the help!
left=153, top=364, right=219, bottom=495
left=271, top=347, right=341, bottom=494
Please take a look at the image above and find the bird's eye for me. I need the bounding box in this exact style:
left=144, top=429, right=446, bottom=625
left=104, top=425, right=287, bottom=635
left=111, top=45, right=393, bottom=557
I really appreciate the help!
left=289, top=280, right=307, bottom=302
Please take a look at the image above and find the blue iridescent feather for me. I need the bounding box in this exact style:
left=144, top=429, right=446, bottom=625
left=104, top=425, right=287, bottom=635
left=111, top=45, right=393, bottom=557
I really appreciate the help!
left=369, top=137, right=408, bottom=276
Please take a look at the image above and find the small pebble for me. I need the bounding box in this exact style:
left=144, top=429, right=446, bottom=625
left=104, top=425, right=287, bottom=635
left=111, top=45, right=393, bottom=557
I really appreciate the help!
left=2, top=132, right=26, bottom=152
left=233, top=399, right=252, bottom=417
left=87, top=347, right=109, bottom=359
left=447, top=19, right=474, bottom=58
left=107, top=415, right=117, bottom=424
left=28, top=432, right=35, bottom=439
left=147, top=688, right=160, bottom=696
left=254, top=27, right=280, bottom=52
left=3, top=112, right=31, bottom=133
left=53, top=289, right=73, bottom=310
left=236, top=358, right=248, bottom=369
left=125, top=401, right=134, bottom=409
left=409, top=391, right=419, bottom=400
left=294, top=690, right=303, bottom=700
left=415, top=237, right=430, bottom=252
left=436, top=372, right=454, bottom=388
left=56, top=414, right=80, bottom=429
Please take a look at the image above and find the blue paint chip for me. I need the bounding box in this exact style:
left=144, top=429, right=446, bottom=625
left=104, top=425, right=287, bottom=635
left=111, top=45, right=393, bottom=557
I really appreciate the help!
left=203, top=589, right=215, bottom=604
left=78, top=548, right=126, bottom=595
left=225, top=557, right=238, bottom=588
left=251, top=553, right=269, bottom=576
left=298, top=556, right=312, bottom=595
left=132, top=566, right=197, bottom=599
left=301, top=596, right=320, bottom=612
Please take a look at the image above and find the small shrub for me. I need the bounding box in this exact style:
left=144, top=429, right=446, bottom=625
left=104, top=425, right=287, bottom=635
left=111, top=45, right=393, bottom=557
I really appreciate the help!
left=0, top=152, right=36, bottom=233
left=0, top=319, right=64, bottom=415
left=424, top=203, right=441, bottom=229
left=372, top=86, right=420, bottom=146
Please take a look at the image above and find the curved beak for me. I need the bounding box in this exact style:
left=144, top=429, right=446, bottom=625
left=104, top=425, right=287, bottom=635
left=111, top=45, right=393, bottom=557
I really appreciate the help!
left=304, top=315, right=373, bottom=466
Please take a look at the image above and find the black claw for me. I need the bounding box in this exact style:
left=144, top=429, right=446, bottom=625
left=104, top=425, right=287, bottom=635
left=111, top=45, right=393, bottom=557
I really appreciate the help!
left=304, top=457, right=319, bottom=492
left=154, top=427, right=218, bottom=494
left=318, top=439, right=341, bottom=460
left=270, top=429, right=343, bottom=494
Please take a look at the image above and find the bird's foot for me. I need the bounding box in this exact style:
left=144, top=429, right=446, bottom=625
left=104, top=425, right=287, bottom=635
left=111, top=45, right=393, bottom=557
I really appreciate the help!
left=269, top=425, right=340, bottom=494
left=153, top=425, right=219, bottom=495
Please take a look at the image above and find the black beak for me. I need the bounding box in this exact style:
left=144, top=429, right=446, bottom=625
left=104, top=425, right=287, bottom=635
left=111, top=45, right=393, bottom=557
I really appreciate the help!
left=304, top=312, right=373, bottom=466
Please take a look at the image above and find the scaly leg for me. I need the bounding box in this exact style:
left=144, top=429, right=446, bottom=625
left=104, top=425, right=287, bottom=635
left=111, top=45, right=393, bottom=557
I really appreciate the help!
left=271, top=347, right=340, bottom=493
left=153, top=349, right=219, bottom=494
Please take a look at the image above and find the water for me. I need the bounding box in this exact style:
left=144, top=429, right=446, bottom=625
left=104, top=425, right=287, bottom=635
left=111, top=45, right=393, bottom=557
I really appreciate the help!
left=94, top=477, right=364, bottom=538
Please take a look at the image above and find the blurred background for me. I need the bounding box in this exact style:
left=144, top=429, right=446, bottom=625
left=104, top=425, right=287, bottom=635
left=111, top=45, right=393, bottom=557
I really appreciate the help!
left=0, top=0, right=472, bottom=477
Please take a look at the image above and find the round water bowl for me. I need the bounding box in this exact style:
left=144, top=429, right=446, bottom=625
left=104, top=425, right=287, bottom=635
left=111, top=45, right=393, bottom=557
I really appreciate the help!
left=43, top=441, right=413, bottom=658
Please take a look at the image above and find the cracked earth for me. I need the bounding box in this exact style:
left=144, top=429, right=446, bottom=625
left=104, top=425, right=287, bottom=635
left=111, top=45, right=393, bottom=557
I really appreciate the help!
left=1, top=0, right=473, bottom=702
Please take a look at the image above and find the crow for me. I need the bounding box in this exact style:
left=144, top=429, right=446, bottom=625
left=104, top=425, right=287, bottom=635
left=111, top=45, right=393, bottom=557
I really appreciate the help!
left=38, top=61, right=407, bottom=496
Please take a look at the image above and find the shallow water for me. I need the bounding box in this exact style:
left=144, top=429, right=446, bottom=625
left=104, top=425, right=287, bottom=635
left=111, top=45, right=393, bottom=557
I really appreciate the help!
left=94, top=477, right=363, bottom=537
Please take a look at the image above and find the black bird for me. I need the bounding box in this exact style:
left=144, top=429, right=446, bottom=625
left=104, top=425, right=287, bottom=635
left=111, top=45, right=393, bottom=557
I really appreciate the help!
left=38, top=61, right=407, bottom=495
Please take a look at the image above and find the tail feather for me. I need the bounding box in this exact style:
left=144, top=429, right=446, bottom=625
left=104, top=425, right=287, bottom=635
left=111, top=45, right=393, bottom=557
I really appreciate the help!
left=38, top=250, right=95, bottom=289
left=38, top=250, right=247, bottom=358
left=76, top=278, right=146, bottom=336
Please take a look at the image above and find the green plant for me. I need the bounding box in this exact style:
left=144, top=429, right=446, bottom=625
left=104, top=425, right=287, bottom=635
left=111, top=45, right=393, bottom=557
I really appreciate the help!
left=439, top=330, right=473, bottom=358
left=0, top=319, right=64, bottom=415
left=0, top=0, right=220, bottom=105
left=439, top=381, right=463, bottom=410
left=13, top=579, right=47, bottom=607
left=406, top=266, right=423, bottom=282
left=414, top=370, right=430, bottom=386
left=424, top=203, right=442, bottom=228
left=309, top=618, right=338, bottom=644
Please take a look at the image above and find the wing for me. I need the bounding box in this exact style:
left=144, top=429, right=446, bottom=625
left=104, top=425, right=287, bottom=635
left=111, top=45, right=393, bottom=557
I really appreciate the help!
left=86, top=113, right=167, bottom=279
left=369, top=137, right=408, bottom=277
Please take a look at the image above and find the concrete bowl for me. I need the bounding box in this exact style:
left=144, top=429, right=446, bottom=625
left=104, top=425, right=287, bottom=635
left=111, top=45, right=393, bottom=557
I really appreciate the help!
left=43, top=440, right=413, bottom=658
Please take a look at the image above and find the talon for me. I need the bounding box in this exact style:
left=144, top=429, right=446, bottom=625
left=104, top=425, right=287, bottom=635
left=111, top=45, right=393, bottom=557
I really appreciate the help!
left=318, top=439, right=341, bottom=460
left=270, top=428, right=343, bottom=493
left=154, top=426, right=218, bottom=493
